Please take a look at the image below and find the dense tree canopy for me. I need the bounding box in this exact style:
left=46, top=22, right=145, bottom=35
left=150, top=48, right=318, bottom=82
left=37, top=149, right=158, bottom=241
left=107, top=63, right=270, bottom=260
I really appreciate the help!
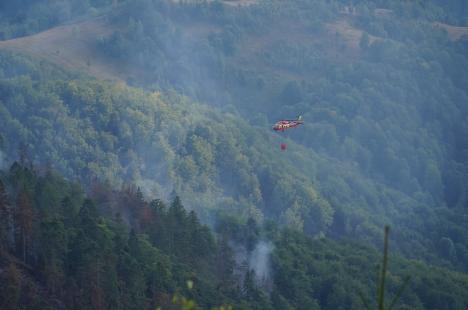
left=0, top=0, right=467, bottom=308
left=1, top=165, right=468, bottom=309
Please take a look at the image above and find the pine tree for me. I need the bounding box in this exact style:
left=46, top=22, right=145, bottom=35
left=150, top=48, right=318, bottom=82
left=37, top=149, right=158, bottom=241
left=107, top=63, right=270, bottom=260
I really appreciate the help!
left=216, top=236, right=236, bottom=291
left=0, top=180, right=11, bottom=253
left=243, top=269, right=260, bottom=301
left=14, top=189, right=34, bottom=263
left=167, top=196, right=188, bottom=257
left=0, top=263, right=22, bottom=310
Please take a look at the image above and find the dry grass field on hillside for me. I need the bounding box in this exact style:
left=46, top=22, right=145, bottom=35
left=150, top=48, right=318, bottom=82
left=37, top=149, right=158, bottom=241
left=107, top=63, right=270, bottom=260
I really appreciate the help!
left=0, top=16, right=125, bottom=81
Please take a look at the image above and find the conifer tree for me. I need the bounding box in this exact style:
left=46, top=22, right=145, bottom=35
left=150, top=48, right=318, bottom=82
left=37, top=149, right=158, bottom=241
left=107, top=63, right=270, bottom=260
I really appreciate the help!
left=0, top=263, right=22, bottom=310
left=14, top=188, right=33, bottom=263
left=0, top=180, right=11, bottom=253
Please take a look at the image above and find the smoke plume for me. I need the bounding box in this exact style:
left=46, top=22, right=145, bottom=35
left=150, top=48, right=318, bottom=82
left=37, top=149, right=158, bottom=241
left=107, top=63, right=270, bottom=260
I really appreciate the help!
left=249, top=241, right=274, bottom=288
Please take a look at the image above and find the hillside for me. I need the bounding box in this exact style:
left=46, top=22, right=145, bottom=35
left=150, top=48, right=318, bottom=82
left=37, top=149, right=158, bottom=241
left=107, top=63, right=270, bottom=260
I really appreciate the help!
left=0, top=0, right=468, bottom=308
left=1, top=47, right=468, bottom=272
left=0, top=0, right=467, bottom=260
left=0, top=16, right=124, bottom=81
left=0, top=2, right=378, bottom=84
left=2, top=165, right=468, bottom=309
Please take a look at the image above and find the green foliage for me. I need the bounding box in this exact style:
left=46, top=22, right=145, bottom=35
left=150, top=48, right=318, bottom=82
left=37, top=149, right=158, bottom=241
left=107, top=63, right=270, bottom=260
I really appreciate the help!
left=88, top=1, right=468, bottom=270
left=0, top=1, right=468, bottom=308
left=0, top=51, right=338, bottom=238
left=1, top=36, right=468, bottom=273
left=271, top=229, right=468, bottom=310
left=1, top=165, right=468, bottom=309
left=0, top=164, right=245, bottom=309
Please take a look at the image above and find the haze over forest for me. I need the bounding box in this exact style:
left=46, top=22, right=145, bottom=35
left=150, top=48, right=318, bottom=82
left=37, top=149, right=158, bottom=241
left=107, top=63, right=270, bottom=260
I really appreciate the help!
left=0, top=0, right=467, bottom=309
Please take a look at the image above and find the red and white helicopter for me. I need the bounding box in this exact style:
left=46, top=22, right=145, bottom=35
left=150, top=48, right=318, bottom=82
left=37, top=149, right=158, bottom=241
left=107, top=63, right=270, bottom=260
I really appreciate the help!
left=272, top=115, right=304, bottom=151
left=273, top=115, right=304, bottom=132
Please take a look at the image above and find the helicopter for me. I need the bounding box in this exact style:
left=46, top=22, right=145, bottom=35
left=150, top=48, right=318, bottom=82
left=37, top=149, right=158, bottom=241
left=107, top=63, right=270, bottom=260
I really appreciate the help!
left=273, top=115, right=303, bottom=132
left=272, top=115, right=304, bottom=151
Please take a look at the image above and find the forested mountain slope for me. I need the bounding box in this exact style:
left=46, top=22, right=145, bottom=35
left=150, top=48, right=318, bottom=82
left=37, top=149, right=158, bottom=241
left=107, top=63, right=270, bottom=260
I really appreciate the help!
left=1, top=165, right=468, bottom=309
left=93, top=0, right=468, bottom=270
left=0, top=0, right=467, bottom=308
left=0, top=50, right=467, bottom=275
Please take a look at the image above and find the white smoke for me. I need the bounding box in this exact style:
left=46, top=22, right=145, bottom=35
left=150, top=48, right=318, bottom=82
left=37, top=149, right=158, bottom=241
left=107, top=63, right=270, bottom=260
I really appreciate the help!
left=233, top=240, right=274, bottom=291
left=248, top=241, right=274, bottom=288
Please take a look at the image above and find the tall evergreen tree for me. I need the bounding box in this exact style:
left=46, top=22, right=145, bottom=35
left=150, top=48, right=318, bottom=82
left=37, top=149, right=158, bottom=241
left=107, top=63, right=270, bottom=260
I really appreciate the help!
left=0, top=180, right=11, bottom=253
left=14, top=188, right=33, bottom=263
left=0, top=263, right=21, bottom=310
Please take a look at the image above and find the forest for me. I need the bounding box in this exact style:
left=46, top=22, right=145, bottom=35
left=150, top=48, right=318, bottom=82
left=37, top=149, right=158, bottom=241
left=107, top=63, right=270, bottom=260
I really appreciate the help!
left=1, top=163, right=468, bottom=309
left=0, top=0, right=467, bottom=309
